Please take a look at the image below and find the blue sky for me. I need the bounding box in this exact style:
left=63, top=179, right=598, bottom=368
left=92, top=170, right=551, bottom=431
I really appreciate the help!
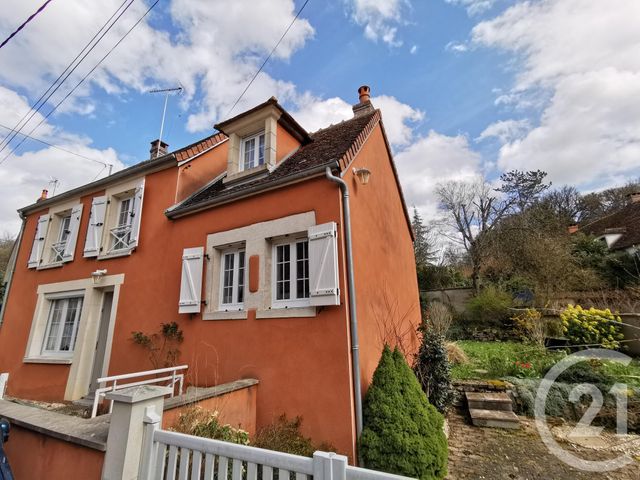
left=1, top=0, right=639, bottom=233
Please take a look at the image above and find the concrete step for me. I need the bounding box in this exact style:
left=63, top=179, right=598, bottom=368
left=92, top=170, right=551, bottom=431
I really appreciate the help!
left=465, top=392, right=513, bottom=411
left=469, top=408, right=520, bottom=429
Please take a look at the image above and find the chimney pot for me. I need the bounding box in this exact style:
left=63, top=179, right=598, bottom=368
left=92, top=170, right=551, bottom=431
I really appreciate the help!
left=353, top=85, right=374, bottom=117
left=36, top=189, right=48, bottom=203
left=150, top=139, right=169, bottom=159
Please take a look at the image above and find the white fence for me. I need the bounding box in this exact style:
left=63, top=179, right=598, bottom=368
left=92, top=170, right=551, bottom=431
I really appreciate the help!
left=141, top=421, right=412, bottom=480
left=100, top=385, right=414, bottom=480
left=91, top=365, right=187, bottom=418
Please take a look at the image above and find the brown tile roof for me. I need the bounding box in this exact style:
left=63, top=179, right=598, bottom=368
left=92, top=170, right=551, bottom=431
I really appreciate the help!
left=168, top=110, right=380, bottom=216
left=174, top=132, right=227, bottom=162
left=580, top=201, right=640, bottom=250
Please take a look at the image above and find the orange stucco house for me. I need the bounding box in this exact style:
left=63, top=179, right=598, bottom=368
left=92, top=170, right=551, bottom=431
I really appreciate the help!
left=0, top=87, right=420, bottom=460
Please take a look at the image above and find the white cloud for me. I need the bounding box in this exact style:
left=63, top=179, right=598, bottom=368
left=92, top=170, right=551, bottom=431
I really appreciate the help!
left=394, top=131, right=481, bottom=220
left=374, top=95, right=424, bottom=148
left=410, top=45, right=418, bottom=54
left=347, top=0, right=408, bottom=47
left=0, top=86, right=125, bottom=234
left=445, top=41, right=469, bottom=53
left=446, top=0, right=496, bottom=16
left=0, top=1, right=315, bottom=132
left=476, top=119, right=530, bottom=144
left=470, top=0, right=640, bottom=190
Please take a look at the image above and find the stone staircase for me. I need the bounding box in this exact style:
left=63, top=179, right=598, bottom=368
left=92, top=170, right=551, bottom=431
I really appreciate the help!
left=466, top=391, right=520, bottom=429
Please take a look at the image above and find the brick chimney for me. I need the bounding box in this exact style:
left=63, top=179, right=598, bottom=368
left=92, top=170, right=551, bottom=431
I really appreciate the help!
left=567, top=224, right=579, bottom=234
left=352, top=85, right=374, bottom=117
left=629, top=192, right=640, bottom=204
left=150, top=139, right=169, bottom=159
left=36, top=189, right=48, bottom=203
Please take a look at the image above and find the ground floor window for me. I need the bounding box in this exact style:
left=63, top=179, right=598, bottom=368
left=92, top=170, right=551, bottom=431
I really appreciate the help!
left=273, top=238, right=310, bottom=307
left=42, top=296, right=83, bottom=355
left=220, top=248, right=246, bottom=310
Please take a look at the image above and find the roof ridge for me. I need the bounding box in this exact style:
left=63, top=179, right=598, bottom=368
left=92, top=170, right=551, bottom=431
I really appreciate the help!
left=309, top=110, right=376, bottom=136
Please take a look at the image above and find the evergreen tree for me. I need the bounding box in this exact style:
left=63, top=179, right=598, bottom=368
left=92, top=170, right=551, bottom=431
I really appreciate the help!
left=412, top=207, right=437, bottom=267
left=414, top=328, right=452, bottom=413
left=360, top=346, right=448, bottom=479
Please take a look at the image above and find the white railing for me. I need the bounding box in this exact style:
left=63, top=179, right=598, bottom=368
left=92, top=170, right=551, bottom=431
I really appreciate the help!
left=91, top=365, right=187, bottom=418
left=50, top=241, right=66, bottom=263
left=108, top=224, right=132, bottom=253
left=140, top=415, right=414, bottom=480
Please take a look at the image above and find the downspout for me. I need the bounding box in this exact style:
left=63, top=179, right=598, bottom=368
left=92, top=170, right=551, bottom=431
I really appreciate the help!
left=325, top=166, right=363, bottom=460
left=0, top=214, right=25, bottom=327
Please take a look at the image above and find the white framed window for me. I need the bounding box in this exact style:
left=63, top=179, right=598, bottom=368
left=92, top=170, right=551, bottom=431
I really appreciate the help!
left=110, top=195, right=135, bottom=252
left=272, top=238, right=310, bottom=308
left=50, top=214, right=71, bottom=263
left=41, top=295, right=83, bottom=356
left=240, top=131, right=265, bottom=171
left=219, top=248, right=246, bottom=310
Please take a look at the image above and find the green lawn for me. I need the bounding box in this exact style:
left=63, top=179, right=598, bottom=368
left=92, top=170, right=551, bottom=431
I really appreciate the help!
left=451, top=341, right=640, bottom=387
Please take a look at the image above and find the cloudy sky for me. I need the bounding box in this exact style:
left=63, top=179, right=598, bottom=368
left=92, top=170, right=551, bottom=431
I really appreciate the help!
left=0, top=0, right=639, bottom=233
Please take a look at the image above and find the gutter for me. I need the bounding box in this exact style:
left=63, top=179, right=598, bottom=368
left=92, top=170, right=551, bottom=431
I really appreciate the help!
left=19, top=153, right=177, bottom=216
left=324, top=166, right=363, bottom=463
left=166, top=161, right=338, bottom=219
left=0, top=215, right=25, bottom=327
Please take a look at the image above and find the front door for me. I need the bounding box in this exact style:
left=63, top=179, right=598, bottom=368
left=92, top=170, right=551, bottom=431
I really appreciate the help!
left=88, top=291, right=113, bottom=396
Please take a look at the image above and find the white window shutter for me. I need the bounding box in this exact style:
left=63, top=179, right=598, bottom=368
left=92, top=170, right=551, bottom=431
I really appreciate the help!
left=83, top=196, right=107, bottom=258
left=27, top=214, right=50, bottom=268
left=128, top=180, right=145, bottom=248
left=62, top=204, right=83, bottom=262
left=179, top=247, right=204, bottom=313
left=308, top=222, right=340, bottom=306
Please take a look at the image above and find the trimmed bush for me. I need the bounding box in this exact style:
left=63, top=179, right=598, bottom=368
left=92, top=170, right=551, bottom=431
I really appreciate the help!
left=466, top=286, right=513, bottom=326
left=360, top=345, right=448, bottom=479
left=560, top=305, right=624, bottom=350
left=415, top=328, right=452, bottom=413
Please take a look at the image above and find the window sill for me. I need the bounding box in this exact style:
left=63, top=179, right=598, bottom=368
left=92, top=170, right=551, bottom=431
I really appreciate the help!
left=97, top=249, right=133, bottom=261
left=36, top=262, right=64, bottom=271
left=223, top=164, right=269, bottom=185
left=23, top=356, right=73, bottom=365
left=203, top=310, right=248, bottom=321
left=256, top=306, right=316, bottom=319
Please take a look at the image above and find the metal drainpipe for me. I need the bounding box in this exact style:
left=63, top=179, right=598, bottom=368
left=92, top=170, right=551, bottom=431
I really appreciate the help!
left=325, top=166, right=363, bottom=459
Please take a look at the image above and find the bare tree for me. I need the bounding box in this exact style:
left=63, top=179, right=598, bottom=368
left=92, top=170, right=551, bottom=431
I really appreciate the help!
left=435, top=177, right=511, bottom=292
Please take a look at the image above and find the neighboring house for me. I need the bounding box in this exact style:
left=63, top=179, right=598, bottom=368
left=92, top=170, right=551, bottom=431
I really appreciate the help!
left=0, top=87, right=420, bottom=461
left=577, top=193, right=640, bottom=254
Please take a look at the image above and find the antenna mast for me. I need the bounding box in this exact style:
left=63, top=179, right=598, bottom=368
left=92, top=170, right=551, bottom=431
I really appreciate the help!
left=149, top=86, right=183, bottom=158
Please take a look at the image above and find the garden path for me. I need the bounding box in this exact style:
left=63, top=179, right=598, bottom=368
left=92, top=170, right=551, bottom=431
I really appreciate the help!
left=446, top=408, right=640, bottom=479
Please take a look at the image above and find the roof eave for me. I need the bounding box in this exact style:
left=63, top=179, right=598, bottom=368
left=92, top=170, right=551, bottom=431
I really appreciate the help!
left=166, top=160, right=339, bottom=219
left=19, top=153, right=177, bottom=215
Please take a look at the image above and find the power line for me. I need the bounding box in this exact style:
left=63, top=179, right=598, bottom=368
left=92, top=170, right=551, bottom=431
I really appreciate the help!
left=226, top=0, right=311, bottom=117
left=0, top=0, right=134, bottom=153
left=0, top=0, right=160, bottom=166
left=0, top=122, right=112, bottom=167
left=0, top=0, right=55, bottom=50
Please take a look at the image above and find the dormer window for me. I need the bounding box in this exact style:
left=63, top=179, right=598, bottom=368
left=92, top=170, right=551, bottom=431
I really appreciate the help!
left=241, top=132, right=265, bottom=171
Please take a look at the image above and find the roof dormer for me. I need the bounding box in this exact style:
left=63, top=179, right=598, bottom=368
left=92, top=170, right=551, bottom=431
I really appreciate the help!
left=214, top=97, right=310, bottom=184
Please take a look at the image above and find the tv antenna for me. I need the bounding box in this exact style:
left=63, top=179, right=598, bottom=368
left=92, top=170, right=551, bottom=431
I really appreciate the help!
left=149, top=86, right=183, bottom=157
left=48, top=177, right=60, bottom=196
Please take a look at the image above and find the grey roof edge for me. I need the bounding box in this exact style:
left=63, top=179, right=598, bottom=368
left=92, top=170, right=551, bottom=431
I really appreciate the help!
left=19, top=152, right=177, bottom=216
left=166, top=160, right=340, bottom=219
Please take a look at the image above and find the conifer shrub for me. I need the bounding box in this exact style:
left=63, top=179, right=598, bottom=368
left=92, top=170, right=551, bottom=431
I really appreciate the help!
left=415, top=328, right=452, bottom=413
left=360, top=346, right=448, bottom=480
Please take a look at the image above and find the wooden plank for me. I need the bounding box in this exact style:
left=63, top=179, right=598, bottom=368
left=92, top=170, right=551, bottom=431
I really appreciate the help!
left=179, top=448, right=190, bottom=479
left=217, top=456, right=229, bottom=480
left=263, top=465, right=273, bottom=480
left=247, top=462, right=258, bottom=480
left=167, top=445, right=179, bottom=480
left=191, top=451, right=202, bottom=480
left=203, top=453, right=215, bottom=480
left=232, top=459, right=243, bottom=480
left=155, top=443, right=168, bottom=480
left=279, top=469, right=290, bottom=480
